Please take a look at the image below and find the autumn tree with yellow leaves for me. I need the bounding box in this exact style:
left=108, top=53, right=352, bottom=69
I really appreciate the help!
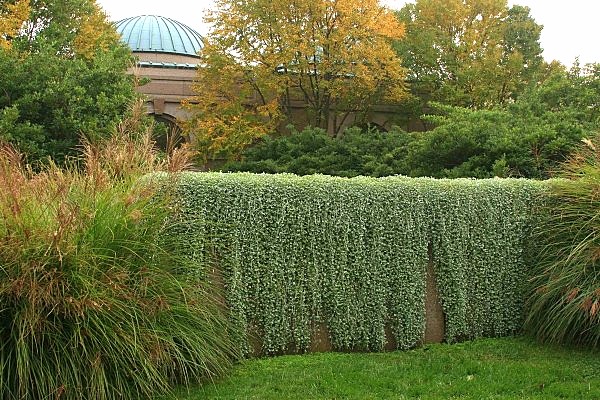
left=185, top=0, right=408, bottom=160
left=0, top=0, right=30, bottom=50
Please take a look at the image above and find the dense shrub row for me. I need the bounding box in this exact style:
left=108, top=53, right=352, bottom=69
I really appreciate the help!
left=221, top=126, right=413, bottom=178
left=220, top=84, right=596, bottom=180
left=174, top=173, right=545, bottom=355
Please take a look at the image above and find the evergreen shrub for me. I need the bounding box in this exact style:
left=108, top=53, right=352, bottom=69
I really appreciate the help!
left=221, top=126, right=413, bottom=178
left=174, top=173, right=545, bottom=355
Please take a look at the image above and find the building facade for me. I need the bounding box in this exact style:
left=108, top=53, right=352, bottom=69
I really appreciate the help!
left=115, top=15, right=201, bottom=127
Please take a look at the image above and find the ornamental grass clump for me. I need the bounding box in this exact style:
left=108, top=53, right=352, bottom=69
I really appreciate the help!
left=526, top=136, right=600, bottom=347
left=0, top=112, right=237, bottom=400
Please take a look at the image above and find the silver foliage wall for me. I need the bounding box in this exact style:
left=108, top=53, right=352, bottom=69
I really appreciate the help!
left=174, top=173, right=545, bottom=355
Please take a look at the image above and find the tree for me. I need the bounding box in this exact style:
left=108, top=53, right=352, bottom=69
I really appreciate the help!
left=0, top=0, right=29, bottom=50
left=0, top=0, right=137, bottom=164
left=395, top=0, right=544, bottom=111
left=184, top=0, right=408, bottom=160
left=14, top=0, right=120, bottom=58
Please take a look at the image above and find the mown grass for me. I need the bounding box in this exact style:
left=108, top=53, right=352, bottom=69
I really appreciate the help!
left=167, top=337, right=600, bottom=399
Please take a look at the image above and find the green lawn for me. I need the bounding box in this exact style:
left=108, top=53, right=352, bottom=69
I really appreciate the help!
left=167, top=337, right=600, bottom=399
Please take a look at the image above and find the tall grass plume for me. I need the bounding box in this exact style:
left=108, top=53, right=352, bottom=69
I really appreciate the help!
left=526, top=134, right=600, bottom=347
left=0, top=103, right=237, bottom=399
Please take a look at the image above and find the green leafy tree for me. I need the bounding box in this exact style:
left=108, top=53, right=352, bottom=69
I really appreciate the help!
left=404, top=105, right=541, bottom=178
left=0, top=0, right=137, bottom=164
left=16, top=0, right=120, bottom=58
left=395, top=0, right=544, bottom=112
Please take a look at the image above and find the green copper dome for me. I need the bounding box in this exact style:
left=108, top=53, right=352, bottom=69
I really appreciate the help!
left=115, top=15, right=203, bottom=58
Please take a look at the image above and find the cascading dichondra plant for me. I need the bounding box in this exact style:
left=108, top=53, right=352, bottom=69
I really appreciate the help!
left=0, top=106, right=238, bottom=400
left=173, top=172, right=544, bottom=355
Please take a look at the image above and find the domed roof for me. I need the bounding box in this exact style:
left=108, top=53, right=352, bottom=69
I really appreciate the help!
left=115, top=15, right=203, bottom=58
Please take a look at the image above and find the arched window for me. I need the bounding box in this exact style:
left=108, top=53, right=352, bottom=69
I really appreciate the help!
left=152, top=114, right=185, bottom=152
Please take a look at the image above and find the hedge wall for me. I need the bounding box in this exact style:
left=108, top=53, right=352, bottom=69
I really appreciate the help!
left=173, top=172, right=545, bottom=356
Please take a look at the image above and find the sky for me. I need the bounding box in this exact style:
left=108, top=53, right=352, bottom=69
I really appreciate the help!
left=96, top=0, right=600, bottom=67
